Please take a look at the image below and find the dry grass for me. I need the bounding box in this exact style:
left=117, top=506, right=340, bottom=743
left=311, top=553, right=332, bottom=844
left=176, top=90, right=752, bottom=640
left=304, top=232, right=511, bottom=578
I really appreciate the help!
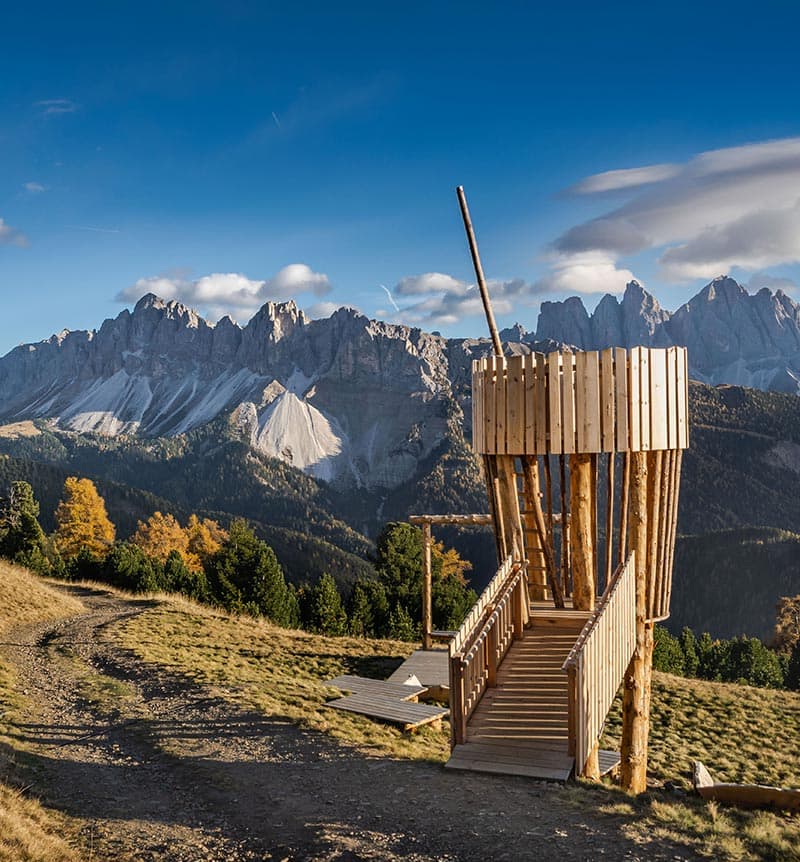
left=0, top=420, right=40, bottom=439
left=120, top=594, right=450, bottom=762
left=0, top=561, right=85, bottom=862
left=0, top=561, right=83, bottom=636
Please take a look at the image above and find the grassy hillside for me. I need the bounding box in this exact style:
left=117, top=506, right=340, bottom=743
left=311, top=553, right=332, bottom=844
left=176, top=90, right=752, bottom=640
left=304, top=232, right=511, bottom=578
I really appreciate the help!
left=0, top=561, right=84, bottom=862
left=121, top=591, right=800, bottom=862
left=671, top=527, right=800, bottom=640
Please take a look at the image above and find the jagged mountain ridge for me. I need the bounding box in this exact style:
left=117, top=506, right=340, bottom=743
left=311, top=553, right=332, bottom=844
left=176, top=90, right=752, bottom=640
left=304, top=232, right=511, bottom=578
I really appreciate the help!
left=0, top=294, right=453, bottom=488
left=532, top=276, right=800, bottom=392
left=1, top=276, right=800, bottom=490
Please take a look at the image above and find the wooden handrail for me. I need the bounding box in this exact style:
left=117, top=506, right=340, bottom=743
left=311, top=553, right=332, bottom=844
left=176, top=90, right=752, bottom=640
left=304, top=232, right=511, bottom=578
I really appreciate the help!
left=448, top=557, right=526, bottom=746
left=562, top=551, right=637, bottom=774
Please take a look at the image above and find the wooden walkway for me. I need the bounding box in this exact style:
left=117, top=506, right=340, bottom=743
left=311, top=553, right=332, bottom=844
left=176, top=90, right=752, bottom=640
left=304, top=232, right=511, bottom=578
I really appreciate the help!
left=325, top=692, right=448, bottom=731
left=446, top=610, right=627, bottom=782
left=386, top=648, right=449, bottom=691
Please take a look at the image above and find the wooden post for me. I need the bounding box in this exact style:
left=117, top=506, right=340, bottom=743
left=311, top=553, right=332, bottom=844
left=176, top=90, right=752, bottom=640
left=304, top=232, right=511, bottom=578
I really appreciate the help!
left=456, top=186, right=503, bottom=357
left=569, top=452, right=596, bottom=612
left=620, top=451, right=652, bottom=793
left=422, top=521, right=433, bottom=651
left=522, top=456, right=565, bottom=607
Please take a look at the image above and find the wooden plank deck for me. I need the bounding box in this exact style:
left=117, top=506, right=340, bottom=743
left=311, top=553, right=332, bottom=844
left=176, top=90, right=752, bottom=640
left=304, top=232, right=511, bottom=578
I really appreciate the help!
left=446, top=619, right=583, bottom=781
left=325, top=692, right=448, bottom=731
left=325, top=674, right=425, bottom=701
left=387, top=648, right=449, bottom=690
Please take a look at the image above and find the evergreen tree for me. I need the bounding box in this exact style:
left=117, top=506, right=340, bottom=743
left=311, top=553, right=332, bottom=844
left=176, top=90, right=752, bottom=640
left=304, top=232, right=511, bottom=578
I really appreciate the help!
left=652, top=625, right=685, bottom=675
left=164, top=549, right=209, bottom=601
left=347, top=578, right=388, bottom=637
left=679, top=627, right=699, bottom=677
left=786, top=641, right=800, bottom=691
left=308, top=572, right=347, bottom=636
left=205, top=519, right=295, bottom=625
left=101, top=542, right=162, bottom=593
left=54, top=477, right=115, bottom=560
left=0, top=481, right=50, bottom=572
left=387, top=602, right=417, bottom=641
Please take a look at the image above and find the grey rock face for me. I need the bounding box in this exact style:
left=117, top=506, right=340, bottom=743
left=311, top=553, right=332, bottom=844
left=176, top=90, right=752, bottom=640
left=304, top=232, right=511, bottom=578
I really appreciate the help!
left=1, top=275, right=799, bottom=488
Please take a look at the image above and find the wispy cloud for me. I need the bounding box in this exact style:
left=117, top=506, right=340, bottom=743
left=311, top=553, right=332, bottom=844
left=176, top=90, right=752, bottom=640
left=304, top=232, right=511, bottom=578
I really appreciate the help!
left=549, top=136, right=800, bottom=285
left=383, top=271, right=554, bottom=328
left=22, top=182, right=46, bottom=194
left=117, top=263, right=332, bottom=322
left=69, top=225, right=121, bottom=234
left=34, top=98, right=78, bottom=116
left=379, top=284, right=400, bottom=312
left=0, top=218, right=28, bottom=247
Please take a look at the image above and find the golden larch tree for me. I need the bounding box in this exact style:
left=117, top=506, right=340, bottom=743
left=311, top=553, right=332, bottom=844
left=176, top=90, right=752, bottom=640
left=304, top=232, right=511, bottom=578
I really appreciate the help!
left=54, top=477, right=116, bottom=559
left=132, top=511, right=189, bottom=565
left=184, top=514, right=228, bottom=572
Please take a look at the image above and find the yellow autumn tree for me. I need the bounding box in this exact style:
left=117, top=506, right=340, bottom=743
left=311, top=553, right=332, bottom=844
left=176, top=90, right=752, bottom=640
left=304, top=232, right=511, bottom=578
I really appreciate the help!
left=184, top=514, right=228, bottom=572
left=131, top=511, right=189, bottom=566
left=432, top=539, right=472, bottom=584
left=54, top=477, right=116, bottom=560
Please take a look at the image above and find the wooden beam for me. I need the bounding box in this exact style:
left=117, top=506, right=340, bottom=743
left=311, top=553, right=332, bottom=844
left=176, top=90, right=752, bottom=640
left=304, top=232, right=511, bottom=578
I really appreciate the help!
left=422, top=521, right=433, bottom=651
left=569, top=452, right=595, bottom=612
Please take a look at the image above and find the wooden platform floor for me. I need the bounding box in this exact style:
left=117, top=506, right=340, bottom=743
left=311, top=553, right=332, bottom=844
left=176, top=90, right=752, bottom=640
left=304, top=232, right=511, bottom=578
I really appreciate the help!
left=446, top=618, right=585, bottom=781
left=326, top=674, right=425, bottom=701
left=325, top=692, right=448, bottom=731
left=387, top=648, right=449, bottom=690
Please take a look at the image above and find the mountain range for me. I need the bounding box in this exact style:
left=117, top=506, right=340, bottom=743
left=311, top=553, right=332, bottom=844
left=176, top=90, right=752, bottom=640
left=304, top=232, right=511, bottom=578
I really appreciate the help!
left=2, top=275, right=799, bottom=494
left=0, top=275, right=799, bottom=638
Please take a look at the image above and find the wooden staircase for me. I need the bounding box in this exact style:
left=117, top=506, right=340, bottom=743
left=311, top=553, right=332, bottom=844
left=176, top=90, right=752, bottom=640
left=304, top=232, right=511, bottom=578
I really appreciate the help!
left=445, top=612, right=585, bottom=781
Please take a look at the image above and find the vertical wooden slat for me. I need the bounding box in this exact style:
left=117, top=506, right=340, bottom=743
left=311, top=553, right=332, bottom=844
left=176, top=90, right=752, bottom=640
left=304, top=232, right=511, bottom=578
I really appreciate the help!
left=605, top=452, right=615, bottom=587
left=524, top=353, right=536, bottom=453
left=485, top=357, right=496, bottom=454
left=646, top=450, right=663, bottom=619
left=615, top=347, right=629, bottom=451
left=535, top=353, right=548, bottom=453
left=676, top=347, right=689, bottom=449
left=649, top=348, right=668, bottom=450
left=496, top=357, right=507, bottom=454
left=576, top=351, right=601, bottom=452
left=506, top=355, right=525, bottom=453
left=628, top=348, right=641, bottom=451
left=666, top=347, right=678, bottom=450
left=600, top=348, right=616, bottom=452
left=639, top=348, right=651, bottom=451
left=562, top=352, right=576, bottom=454
left=548, top=352, right=563, bottom=454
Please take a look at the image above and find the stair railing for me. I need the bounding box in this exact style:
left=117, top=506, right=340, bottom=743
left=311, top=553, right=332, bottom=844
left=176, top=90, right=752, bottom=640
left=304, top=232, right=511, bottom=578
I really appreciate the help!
left=562, top=551, right=637, bottom=774
left=448, top=556, right=527, bottom=746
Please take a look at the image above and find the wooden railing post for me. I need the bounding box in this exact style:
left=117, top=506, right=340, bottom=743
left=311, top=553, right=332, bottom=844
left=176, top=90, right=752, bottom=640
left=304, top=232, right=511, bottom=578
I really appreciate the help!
left=421, top=521, right=433, bottom=650
left=487, top=622, right=498, bottom=687
left=513, top=579, right=524, bottom=640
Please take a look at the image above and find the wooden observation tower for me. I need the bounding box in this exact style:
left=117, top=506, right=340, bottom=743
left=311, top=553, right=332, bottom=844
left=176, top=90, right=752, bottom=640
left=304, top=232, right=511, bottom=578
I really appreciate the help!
left=443, top=190, right=690, bottom=791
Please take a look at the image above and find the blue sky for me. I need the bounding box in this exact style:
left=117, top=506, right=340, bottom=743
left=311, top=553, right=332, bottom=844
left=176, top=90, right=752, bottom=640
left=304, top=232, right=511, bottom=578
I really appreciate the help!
left=2, top=1, right=800, bottom=355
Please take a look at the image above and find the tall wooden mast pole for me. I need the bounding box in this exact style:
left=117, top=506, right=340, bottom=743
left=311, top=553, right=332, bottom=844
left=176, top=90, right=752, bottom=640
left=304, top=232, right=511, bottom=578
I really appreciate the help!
left=456, top=185, right=503, bottom=357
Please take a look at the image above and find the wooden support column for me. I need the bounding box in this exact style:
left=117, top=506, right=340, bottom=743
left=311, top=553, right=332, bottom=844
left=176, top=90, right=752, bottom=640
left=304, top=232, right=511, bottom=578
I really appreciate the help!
left=494, top=455, right=525, bottom=562
left=421, top=521, right=433, bottom=651
left=522, top=456, right=564, bottom=606
left=620, top=450, right=653, bottom=793
left=569, top=452, right=596, bottom=612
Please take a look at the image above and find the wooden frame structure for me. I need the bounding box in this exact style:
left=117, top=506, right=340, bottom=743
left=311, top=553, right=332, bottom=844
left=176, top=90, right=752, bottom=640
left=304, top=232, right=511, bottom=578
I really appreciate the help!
left=445, top=346, right=689, bottom=790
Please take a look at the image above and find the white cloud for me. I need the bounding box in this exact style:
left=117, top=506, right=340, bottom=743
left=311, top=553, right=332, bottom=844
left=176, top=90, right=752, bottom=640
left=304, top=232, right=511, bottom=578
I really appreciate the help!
left=305, top=300, right=342, bottom=319
left=534, top=253, right=638, bottom=295
left=0, top=218, right=28, bottom=247
left=23, top=182, right=46, bottom=194
left=568, top=163, right=680, bottom=194
left=117, top=263, right=332, bottom=321
left=551, top=135, right=800, bottom=285
left=746, top=271, right=797, bottom=293
left=34, top=98, right=77, bottom=116
left=385, top=273, right=551, bottom=328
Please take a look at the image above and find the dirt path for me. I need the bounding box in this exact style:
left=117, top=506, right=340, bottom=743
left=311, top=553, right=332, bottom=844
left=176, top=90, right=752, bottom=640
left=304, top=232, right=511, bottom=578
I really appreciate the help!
left=1, top=586, right=701, bottom=861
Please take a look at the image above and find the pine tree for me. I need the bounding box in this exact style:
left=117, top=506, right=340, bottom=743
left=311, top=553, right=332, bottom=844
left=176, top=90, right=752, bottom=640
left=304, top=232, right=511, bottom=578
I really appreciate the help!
left=679, top=627, right=699, bottom=676
left=387, top=602, right=418, bottom=641
left=54, top=477, right=115, bottom=560
left=309, top=572, right=347, bottom=636
left=0, top=481, right=50, bottom=572
left=205, top=519, right=295, bottom=625
left=348, top=578, right=388, bottom=637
